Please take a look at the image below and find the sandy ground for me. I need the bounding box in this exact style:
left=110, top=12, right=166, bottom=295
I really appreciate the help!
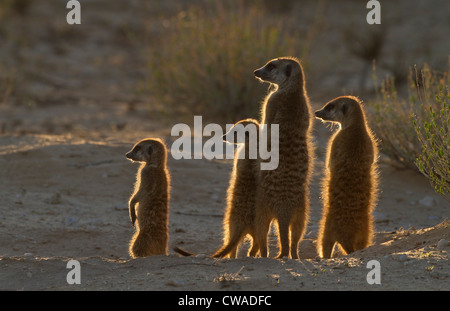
left=0, top=130, right=448, bottom=291
left=0, top=0, right=449, bottom=291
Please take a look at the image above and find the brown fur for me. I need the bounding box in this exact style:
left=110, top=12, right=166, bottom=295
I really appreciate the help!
left=213, top=119, right=260, bottom=258
left=126, top=138, right=170, bottom=258
left=253, top=57, right=314, bottom=259
left=315, top=96, right=379, bottom=258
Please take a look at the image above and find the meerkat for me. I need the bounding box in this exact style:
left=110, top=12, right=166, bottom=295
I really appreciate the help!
left=126, top=138, right=170, bottom=258
left=315, top=96, right=379, bottom=258
left=213, top=118, right=260, bottom=258
left=253, top=57, right=314, bottom=259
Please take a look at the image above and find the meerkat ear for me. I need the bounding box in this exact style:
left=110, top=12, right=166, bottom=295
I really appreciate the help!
left=285, top=64, right=292, bottom=77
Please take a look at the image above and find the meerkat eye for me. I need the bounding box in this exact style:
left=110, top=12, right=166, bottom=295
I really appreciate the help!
left=134, top=145, right=141, bottom=151
left=342, top=103, right=348, bottom=115
left=267, top=63, right=275, bottom=70
left=147, top=146, right=153, bottom=156
left=326, top=104, right=334, bottom=111
left=285, top=64, right=292, bottom=77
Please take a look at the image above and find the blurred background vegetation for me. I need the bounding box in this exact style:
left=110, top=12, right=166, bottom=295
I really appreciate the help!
left=147, top=1, right=306, bottom=120
left=144, top=0, right=325, bottom=122
left=0, top=0, right=448, bottom=197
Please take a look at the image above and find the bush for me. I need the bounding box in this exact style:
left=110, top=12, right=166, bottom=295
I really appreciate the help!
left=146, top=1, right=306, bottom=122
left=413, top=84, right=449, bottom=200
left=368, top=61, right=448, bottom=170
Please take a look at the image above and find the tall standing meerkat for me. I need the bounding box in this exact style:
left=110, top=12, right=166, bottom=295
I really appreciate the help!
left=253, top=57, right=314, bottom=259
left=213, top=118, right=260, bottom=258
left=315, top=96, right=379, bottom=258
left=126, top=138, right=170, bottom=258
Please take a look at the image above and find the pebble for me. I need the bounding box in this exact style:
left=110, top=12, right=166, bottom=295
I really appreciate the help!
left=430, top=270, right=447, bottom=280
left=396, top=254, right=409, bottom=262
left=195, top=254, right=206, bottom=259
left=373, top=211, right=388, bottom=222
left=436, top=239, right=448, bottom=249
left=418, top=196, right=436, bottom=207
left=47, top=193, right=62, bottom=205
left=166, top=279, right=184, bottom=287
left=65, top=216, right=79, bottom=226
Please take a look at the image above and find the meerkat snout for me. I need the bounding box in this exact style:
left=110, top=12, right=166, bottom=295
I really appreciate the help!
left=314, top=109, right=326, bottom=119
left=125, top=151, right=134, bottom=160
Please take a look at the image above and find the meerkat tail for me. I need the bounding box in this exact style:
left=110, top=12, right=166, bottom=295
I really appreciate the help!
left=212, top=242, right=237, bottom=258
left=213, top=226, right=249, bottom=258
left=173, top=246, right=195, bottom=257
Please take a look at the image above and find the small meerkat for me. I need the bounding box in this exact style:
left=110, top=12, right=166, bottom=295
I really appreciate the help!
left=315, top=96, right=379, bottom=258
left=126, top=138, right=170, bottom=258
left=213, top=118, right=260, bottom=258
left=253, top=57, right=314, bottom=259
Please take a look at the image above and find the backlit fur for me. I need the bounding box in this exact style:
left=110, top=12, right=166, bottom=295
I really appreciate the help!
left=315, top=96, right=379, bottom=258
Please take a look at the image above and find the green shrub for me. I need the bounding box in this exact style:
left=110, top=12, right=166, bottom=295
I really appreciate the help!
left=413, top=84, right=449, bottom=200
left=147, top=1, right=306, bottom=122
left=368, top=61, right=448, bottom=170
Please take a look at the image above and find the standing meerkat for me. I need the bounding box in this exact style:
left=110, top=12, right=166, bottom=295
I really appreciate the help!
left=253, top=57, right=314, bottom=259
left=213, top=118, right=260, bottom=258
left=315, top=96, right=379, bottom=258
left=126, top=138, right=170, bottom=258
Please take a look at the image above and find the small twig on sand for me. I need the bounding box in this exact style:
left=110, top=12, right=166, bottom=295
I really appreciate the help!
left=174, top=211, right=222, bottom=218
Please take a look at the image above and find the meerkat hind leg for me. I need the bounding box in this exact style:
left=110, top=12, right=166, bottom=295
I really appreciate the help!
left=319, top=232, right=336, bottom=259
left=275, top=216, right=291, bottom=259
left=289, top=215, right=305, bottom=259
left=248, top=237, right=260, bottom=257
left=255, top=216, right=272, bottom=258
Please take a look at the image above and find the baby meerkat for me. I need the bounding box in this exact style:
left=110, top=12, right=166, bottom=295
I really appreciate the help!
left=213, top=118, right=260, bottom=258
left=315, top=96, right=379, bottom=258
left=253, top=57, right=314, bottom=259
left=126, top=138, right=170, bottom=258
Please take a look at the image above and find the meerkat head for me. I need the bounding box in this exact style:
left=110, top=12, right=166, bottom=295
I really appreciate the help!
left=223, top=118, right=259, bottom=145
left=254, top=57, right=303, bottom=87
left=126, top=138, right=167, bottom=167
left=314, top=96, right=364, bottom=129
